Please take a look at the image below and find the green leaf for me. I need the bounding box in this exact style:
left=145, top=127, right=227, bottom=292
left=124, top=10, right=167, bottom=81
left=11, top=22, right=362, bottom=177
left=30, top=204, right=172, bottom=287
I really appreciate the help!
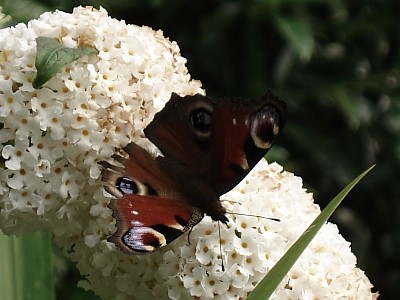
left=247, top=165, right=375, bottom=300
left=1, top=1, right=48, bottom=26
left=274, top=16, right=314, bottom=62
left=0, top=231, right=55, bottom=300
left=32, top=36, right=96, bottom=89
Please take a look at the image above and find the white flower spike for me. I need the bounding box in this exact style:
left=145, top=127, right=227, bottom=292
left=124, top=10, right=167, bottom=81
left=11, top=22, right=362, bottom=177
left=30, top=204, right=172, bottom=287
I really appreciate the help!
left=0, top=6, right=377, bottom=300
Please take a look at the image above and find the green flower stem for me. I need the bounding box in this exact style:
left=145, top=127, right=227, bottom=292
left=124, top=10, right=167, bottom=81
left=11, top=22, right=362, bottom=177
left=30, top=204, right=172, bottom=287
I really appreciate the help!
left=0, top=231, right=55, bottom=300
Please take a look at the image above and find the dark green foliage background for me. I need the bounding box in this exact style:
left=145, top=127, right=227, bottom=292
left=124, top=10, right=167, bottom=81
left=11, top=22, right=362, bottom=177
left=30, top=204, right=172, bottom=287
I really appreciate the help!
left=3, top=0, right=399, bottom=299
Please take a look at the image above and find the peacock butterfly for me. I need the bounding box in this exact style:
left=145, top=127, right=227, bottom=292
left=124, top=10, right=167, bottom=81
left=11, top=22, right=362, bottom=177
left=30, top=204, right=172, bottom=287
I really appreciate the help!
left=100, top=92, right=286, bottom=254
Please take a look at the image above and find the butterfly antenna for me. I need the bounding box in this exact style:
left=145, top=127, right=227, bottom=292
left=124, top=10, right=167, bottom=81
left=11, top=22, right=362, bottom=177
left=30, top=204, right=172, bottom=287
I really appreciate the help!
left=187, top=227, right=194, bottom=245
left=218, top=221, right=225, bottom=272
left=226, top=211, right=280, bottom=222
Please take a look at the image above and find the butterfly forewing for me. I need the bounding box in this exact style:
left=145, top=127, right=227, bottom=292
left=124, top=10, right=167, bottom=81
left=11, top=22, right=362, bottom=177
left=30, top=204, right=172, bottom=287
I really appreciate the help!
left=144, top=93, right=215, bottom=175
left=101, top=142, right=205, bottom=254
left=210, top=91, right=286, bottom=194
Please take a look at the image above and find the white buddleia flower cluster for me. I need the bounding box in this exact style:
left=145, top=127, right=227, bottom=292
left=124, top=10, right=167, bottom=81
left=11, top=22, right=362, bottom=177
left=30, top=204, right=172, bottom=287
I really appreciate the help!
left=0, top=6, right=202, bottom=235
left=0, top=6, right=378, bottom=300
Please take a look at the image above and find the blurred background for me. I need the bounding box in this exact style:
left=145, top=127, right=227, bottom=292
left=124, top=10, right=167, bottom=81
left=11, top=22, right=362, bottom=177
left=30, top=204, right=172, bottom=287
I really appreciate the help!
left=1, top=0, right=399, bottom=299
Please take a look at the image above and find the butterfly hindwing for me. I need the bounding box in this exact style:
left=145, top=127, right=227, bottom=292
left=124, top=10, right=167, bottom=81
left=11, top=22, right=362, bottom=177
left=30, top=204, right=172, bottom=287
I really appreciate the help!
left=108, top=194, right=203, bottom=254
left=101, top=143, right=204, bottom=254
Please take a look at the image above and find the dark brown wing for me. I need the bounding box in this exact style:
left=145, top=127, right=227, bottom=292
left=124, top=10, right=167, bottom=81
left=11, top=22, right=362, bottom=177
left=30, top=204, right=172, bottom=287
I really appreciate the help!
left=209, top=91, right=286, bottom=194
left=144, top=92, right=286, bottom=196
left=144, top=93, right=215, bottom=175
left=101, top=143, right=204, bottom=254
left=107, top=194, right=203, bottom=254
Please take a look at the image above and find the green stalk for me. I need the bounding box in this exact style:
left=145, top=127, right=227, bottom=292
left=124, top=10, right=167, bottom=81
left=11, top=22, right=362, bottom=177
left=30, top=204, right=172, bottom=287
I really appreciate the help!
left=0, top=231, right=55, bottom=300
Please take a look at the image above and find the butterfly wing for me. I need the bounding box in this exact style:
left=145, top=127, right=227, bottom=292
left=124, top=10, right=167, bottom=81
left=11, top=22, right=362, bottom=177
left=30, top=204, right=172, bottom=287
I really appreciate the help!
left=145, top=92, right=286, bottom=196
left=102, top=92, right=286, bottom=253
left=108, top=194, right=203, bottom=254
left=209, top=91, right=286, bottom=194
left=144, top=93, right=215, bottom=175
left=101, top=143, right=203, bottom=254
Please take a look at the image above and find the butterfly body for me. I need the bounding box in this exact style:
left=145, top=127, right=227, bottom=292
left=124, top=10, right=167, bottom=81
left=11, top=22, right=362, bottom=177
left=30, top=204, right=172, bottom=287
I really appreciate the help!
left=101, top=92, right=286, bottom=254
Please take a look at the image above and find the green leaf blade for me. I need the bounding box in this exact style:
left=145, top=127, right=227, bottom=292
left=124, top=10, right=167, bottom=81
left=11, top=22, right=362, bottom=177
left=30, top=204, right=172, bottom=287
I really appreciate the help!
left=274, top=16, right=314, bottom=62
left=33, top=36, right=96, bottom=89
left=0, top=231, right=55, bottom=300
left=247, top=165, right=375, bottom=300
